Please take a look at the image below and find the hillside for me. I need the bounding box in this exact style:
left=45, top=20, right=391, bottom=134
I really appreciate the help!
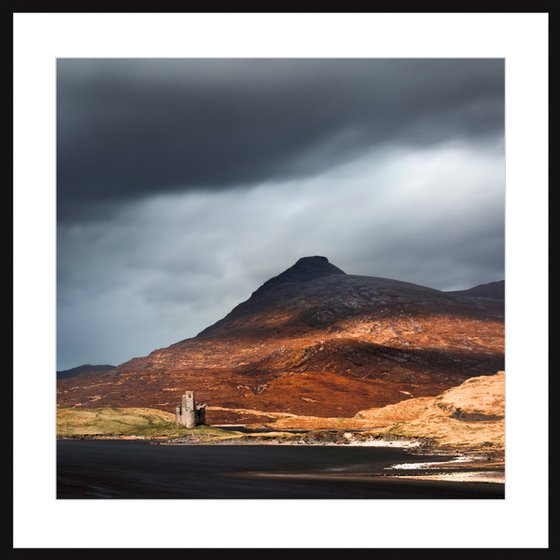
left=267, top=371, right=505, bottom=450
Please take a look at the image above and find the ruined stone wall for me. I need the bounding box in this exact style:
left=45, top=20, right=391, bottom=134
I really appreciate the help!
left=195, top=405, right=206, bottom=425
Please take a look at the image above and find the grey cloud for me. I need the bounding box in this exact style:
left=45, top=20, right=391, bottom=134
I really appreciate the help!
left=57, top=58, right=503, bottom=222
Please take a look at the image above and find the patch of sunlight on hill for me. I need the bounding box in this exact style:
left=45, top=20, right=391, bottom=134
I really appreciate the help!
left=56, top=406, right=241, bottom=439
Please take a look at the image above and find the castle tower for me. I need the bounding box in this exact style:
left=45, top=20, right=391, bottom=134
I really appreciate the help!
left=181, top=391, right=196, bottom=428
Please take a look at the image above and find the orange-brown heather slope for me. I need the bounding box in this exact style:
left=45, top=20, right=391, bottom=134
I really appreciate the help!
left=57, top=257, right=504, bottom=424
left=267, top=371, right=505, bottom=451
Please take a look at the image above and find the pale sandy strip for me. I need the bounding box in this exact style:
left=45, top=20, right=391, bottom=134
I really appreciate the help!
left=393, top=471, right=504, bottom=484
left=208, top=406, right=298, bottom=418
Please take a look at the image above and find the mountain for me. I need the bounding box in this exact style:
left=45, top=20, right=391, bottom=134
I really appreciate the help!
left=447, top=280, right=504, bottom=300
left=57, top=364, right=116, bottom=379
left=57, top=257, right=504, bottom=424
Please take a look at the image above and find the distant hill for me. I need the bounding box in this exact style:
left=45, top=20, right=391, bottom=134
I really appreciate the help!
left=447, top=280, right=504, bottom=300
left=57, top=364, right=116, bottom=380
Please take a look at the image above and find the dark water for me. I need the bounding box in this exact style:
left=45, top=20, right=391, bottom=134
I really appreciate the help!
left=57, top=440, right=504, bottom=499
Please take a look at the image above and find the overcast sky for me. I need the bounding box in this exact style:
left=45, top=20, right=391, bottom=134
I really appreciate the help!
left=57, top=58, right=504, bottom=370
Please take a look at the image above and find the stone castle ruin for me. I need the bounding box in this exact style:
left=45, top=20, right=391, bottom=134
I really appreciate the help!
left=175, top=390, right=207, bottom=428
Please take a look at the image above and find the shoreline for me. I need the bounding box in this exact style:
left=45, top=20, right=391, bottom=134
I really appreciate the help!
left=57, top=431, right=431, bottom=448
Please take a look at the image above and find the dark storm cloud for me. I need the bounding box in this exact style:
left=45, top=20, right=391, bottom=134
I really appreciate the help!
left=57, top=58, right=503, bottom=221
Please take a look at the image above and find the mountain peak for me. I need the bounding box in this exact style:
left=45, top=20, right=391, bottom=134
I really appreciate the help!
left=255, top=256, right=345, bottom=295
left=294, top=255, right=330, bottom=265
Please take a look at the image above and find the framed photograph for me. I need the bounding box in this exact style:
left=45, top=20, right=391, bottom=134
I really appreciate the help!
left=13, top=12, right=548, bottom=549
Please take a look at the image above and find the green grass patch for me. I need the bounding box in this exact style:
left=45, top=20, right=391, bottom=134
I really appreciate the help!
left=56, top=406, right=242, bottom=439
